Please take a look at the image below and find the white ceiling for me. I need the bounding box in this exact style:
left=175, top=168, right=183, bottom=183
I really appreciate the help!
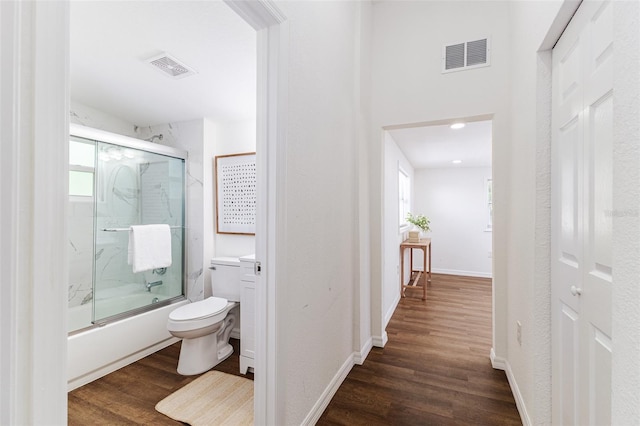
left=388, top=120, right=492, bottom=170
left=70, top=1, right=256, bottom=127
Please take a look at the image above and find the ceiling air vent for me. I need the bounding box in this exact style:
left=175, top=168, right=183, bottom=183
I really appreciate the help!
left=146, top=53, right=197, bottom=79
left=442, top=38, right=490, bottom=73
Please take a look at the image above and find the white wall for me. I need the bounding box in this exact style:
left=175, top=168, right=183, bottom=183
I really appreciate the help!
left=610, top=2, right=640, bottom=423
left=383, top=132, right=413, bottom=326
left=414, top=166, right=492, bottom=278
left=504, top=2, right=565, bottom=424
left=211, top=119, right=256, bottom=259
left=370, top=1, right=510, bottom=356
left=273, top=1, right=362, bottom=423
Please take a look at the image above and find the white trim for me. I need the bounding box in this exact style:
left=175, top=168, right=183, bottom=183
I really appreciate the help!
left=224, top=0, right=286, bottom=31
left=1, top=1, right=70, bottom=423
left=32, top=3, right=70, bottom=423
left=372, top=331, right=389, bottom=348
left=432, top=268, right=493, bottom=279
left=398, top=164, right=410, bottom=227
left=490, top=349, right=531, bottom=426
left=0, top=3, right=22, bottom=423
left=505, top=362, right=531, bottom=426
left=353, top=337, right=373, bottom=365
left=301, top=354, right=354, bottom=426
left=489, top=347, right=507, bottom=370
left=223, top=1, right=288, bottom=425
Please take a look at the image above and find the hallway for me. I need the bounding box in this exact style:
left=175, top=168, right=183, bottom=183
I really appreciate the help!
left=318, top=274, right=520, bottom=425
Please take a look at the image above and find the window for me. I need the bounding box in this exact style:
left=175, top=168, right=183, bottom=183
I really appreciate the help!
left=486, top=177, right=493, bottom=231
left=399, top=167, right=410, bottom=228
left=69, top=138, right=95, bottom=197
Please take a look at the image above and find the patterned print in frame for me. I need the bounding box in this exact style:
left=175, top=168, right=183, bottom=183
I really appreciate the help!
left=215, top=152, right=256, bottom=235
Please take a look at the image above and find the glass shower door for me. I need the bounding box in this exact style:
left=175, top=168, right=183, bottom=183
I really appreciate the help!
left=93, top=140, right=185, bottom=323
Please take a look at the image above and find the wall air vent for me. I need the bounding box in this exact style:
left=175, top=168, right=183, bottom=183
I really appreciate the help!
left=442, top=38, right=490, bottom=73
left=146, top=53, right=197, bottom=79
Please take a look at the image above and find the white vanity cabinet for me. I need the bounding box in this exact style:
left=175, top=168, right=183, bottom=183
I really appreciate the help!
left=239, top=254, right=256, bottom=374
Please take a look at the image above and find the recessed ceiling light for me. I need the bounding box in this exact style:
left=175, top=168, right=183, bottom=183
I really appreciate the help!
left=452, top=160, right=463, bottom=164
left=450, top=123, right=465, bottom=130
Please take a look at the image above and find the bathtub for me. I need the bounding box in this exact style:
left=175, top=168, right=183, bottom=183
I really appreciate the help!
left=67, top=294, right=188, bottom=391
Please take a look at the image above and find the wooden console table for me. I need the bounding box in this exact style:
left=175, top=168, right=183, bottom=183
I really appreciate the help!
left=400, top=238, right=431, bottom=300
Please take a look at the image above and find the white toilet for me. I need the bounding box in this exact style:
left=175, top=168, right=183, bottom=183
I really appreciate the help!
left=167, top=257, right=241, bottom=375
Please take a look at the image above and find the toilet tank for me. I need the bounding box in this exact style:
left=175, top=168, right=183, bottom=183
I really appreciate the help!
left=210, top=257, right=241, bottom=302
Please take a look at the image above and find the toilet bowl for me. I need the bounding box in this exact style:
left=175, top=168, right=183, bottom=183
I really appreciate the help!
left=167, top=257, right=243, bottom=375
left=167, top=297, right=237, bottom=375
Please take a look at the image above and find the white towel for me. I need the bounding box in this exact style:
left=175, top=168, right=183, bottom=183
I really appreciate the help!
left=127, top=224, right=172, bottom=273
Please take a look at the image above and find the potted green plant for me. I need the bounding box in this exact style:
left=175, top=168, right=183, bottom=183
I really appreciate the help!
left=406, top=212, right=430, bottom=242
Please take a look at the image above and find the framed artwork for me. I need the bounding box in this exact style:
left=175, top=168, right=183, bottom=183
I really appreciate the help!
left=215, top=152, right=256, bottom=235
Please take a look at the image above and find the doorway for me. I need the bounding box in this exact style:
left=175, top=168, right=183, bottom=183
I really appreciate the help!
left=61, top=1, right=287, bottom=424
left=381, top=116, right=494, bottom=331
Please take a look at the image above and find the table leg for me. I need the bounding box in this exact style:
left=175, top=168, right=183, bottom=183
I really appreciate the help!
left=422, top=247, right=427, bottom=301
left=428, top=243, right=432, bottom=283
left=400, top=246, right=405, bottom=298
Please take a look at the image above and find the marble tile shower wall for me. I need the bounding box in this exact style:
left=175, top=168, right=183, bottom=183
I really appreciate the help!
left=68, top=198, right=94, bottom=309
left=137, top=121, right=205, bottom=302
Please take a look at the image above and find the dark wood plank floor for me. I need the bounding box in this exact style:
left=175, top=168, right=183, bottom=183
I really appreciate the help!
left=317, top=274, right=522, bottom=426
left=69, top=274, right=520, bottom=425
left=68, top=338, right=252, bottom=425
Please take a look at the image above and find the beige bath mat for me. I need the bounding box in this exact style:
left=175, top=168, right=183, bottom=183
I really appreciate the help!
left=156, top=371, right=253, bottom=425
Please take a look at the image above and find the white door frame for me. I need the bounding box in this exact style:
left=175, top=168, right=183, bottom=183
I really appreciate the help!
left=223, top=1, right=288, bottom=423
left=0, top=1, right=287, bottom=424
left=1, top=1, right=70, bottom=424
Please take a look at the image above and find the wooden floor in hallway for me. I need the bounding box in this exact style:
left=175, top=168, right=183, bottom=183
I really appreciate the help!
left=67, top=338, right=252, bottom=425
left=318, top=273, right=522, bottom=426
left=68, top=274, right=520, bottom=425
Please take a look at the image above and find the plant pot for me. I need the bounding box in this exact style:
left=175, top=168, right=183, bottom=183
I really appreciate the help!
left=408, top=230, right=420, bottom=243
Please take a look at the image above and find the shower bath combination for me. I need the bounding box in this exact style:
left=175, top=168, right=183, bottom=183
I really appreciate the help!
left=67, top=124, right=191, bottom=390
left=68, top=123, right=188, bottom=333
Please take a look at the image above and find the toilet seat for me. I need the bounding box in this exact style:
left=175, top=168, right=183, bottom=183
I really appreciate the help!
left=169, top=297, right=228, bottom=321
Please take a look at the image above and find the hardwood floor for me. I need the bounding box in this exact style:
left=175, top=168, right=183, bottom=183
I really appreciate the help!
left=67, top=338, right=252, bottom=425
left=69, top=274, right=520, bottom=425
left=317, top=274, right=522, bottom=426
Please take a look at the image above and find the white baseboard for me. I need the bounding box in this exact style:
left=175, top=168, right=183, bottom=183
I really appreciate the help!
left=372, top=331, right=388, bottom=348
left=489, top=347, right=507, bottom=370
left=353, top=337, right=373, bottom=365
left=489, top=348, right=531, bottom=426
left=432, top=268, right=492, bottom=279
left=301, top=354, right=354, bottom=425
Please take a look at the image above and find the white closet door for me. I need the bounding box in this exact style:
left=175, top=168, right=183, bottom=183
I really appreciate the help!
left=551, top=1, right=613, bottom=425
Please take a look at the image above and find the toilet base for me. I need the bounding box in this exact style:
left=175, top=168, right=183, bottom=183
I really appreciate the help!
left=177, top=333, right=220, bottom=375
left=217, top=342, right=233, bottom=362
left=174, top=310, right=237, bottom=376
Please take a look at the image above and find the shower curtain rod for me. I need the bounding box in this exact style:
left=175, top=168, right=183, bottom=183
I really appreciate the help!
left=101, top=226, right=183, bottom=232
